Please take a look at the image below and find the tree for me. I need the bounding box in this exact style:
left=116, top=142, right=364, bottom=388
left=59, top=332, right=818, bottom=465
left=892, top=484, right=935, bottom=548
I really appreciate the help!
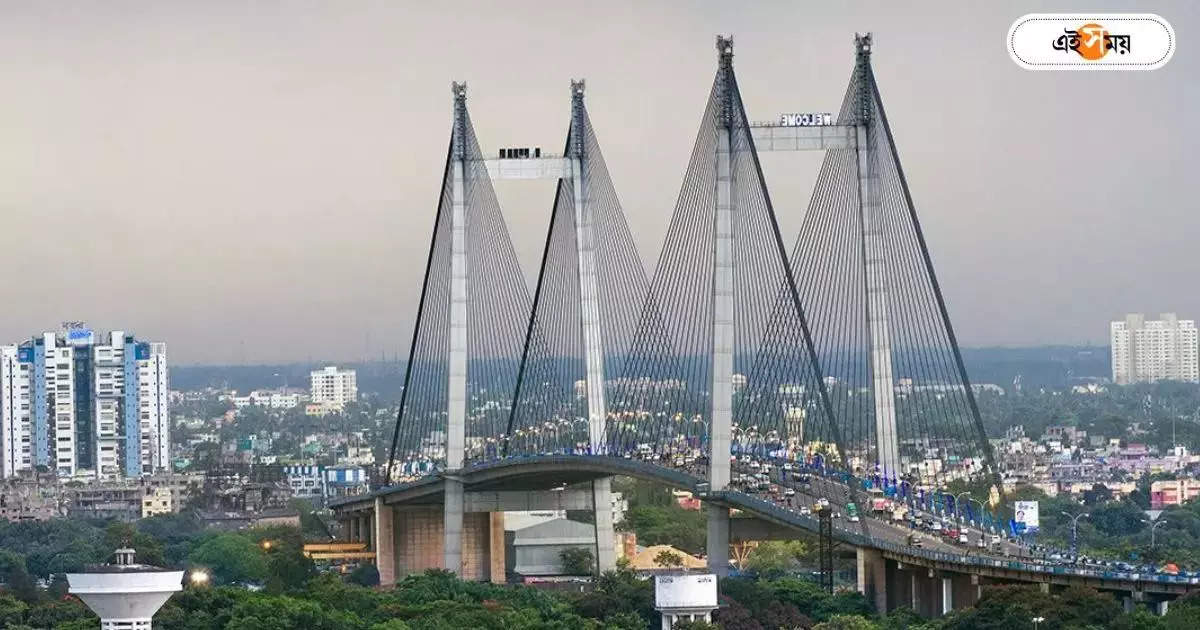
left=263, top=542, right=317, bottom=594
left=604, top=610, right=650, bottom=629
left=103, top=521, right=165, bottom=567
left=712, top=600, right=762, bottom=630
left=347, top=564, right=380, bottom=587
left=1090, top=501, right=1148, bottom=538
left=653, top=550, right=684, bottom=569
left=187, top=534, right=268, bottom=585
left=1083, top=483, right=1115, bottom=506
left=618, top=506, right=706, bottom=555
left=0, top=551, right=39, bottom=603
left=812, top=615, right=879, bottom=630
left=47, top=574, right=70, bottom=600
left=744, top=540, right=811, bottom=577
left=560, top=547, right=595, bottom=576
left=223, top=594, right=365, bottom=630
left=0, top=594, right=28, bottom=626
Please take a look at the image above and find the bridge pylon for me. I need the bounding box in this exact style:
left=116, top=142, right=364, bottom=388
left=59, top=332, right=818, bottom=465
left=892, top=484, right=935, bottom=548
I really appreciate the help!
left=385, top=81, right=533, bottom=578
left=783, top=34, right=1001, bottom=490
left=606, top=34, right=846, bottom=576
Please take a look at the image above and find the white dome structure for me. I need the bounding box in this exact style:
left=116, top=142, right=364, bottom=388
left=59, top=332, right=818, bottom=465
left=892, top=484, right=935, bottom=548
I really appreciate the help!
left=67, top=548, right=183, bottom=630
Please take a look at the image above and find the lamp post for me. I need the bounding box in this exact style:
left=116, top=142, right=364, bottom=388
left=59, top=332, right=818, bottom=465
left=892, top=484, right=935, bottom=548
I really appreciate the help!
left=1061, top=511, right=1089, bottom=557
left=955, top=492, right=972, bottom=526
left=1032, top=616, right=1045, bottom=629
left=1151, top=519, right=1166, bottom=548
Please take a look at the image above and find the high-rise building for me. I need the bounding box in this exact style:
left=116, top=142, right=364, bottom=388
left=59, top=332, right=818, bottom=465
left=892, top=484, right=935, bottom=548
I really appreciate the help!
left=0, top=326, right=169, bottom=479
left=1110, top=313, right=1199, bottom=385
left=309, top=366, right=357, bottom=411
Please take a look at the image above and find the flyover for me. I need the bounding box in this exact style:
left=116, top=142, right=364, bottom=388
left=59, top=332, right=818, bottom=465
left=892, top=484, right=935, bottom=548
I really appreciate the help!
left=332, top=454, right=1195, bottom=615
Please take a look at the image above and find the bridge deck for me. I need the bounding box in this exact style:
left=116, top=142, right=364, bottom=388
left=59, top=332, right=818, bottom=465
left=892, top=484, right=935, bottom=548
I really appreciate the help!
left=334, top=455, right=1199, bottom=594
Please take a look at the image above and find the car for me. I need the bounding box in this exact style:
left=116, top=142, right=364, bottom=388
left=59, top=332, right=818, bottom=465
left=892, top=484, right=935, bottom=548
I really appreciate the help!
left=749, top=461, right=761, bottom=470
left=800, top=507, right=811, bottom=515
left=818, top=498, right=830, bottom=508
left=849, top=514, right=860, bottom=523
left=783, top=463, right=793, bottom=471
left=959, top=533, right=970, bottom=545
left=907, top=533, right=923, bottom=548
left=784, top=488, right=796, bottom=496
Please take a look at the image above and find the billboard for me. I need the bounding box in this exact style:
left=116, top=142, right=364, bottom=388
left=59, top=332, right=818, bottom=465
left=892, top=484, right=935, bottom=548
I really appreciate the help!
left=655, top=574, right=717, bottom=609
left=1014, top=500, right=1040, bottom=533
left=65, top=327, right=94, bottom=346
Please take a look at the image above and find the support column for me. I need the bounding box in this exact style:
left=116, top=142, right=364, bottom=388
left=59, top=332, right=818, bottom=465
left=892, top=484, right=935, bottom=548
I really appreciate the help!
left=707, top=505, right=730, bottom=576
left=569, top=81, right=616, bottom=574
left=374, top=498, right=396, bottom=587
left=592, top=478, right=617, bottom=573
left=855, top=548, right=887, bottom=613
left=941, top=576, right=952, bottom=616
left=444, top=478, right=464, bottom=574
left=910, top=571, right=919, bottom=614
left=853, top=34, right=899, bottom=477
left=1039, top=581, right=1050, bottom=594
left=1157, top=600, right=1169, bottom=616
left=488, top=512, right=506, bottom=584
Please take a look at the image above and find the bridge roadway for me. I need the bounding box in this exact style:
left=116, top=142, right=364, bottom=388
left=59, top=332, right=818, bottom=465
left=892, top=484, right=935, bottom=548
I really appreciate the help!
left=332, top=454, right=1197, bottom=611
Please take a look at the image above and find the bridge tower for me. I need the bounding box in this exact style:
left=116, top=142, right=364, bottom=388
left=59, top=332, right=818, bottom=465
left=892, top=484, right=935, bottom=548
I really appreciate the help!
left=852, top=34, right=900, bottom=478
left=386, top=80, right=533, bottom=580
left=568, top=80, right=616, bottom=573
left=502, top=80, right=650, bottom=574
left=443, top=81, right=470, bottom=575
left=706, top=34, right=737, bottom=575
left=776, top=34, right=1000, bottom=487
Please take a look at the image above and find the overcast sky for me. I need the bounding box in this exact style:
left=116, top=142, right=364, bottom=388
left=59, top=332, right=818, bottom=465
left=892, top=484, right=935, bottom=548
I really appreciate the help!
left=0, top=1, right=1195, bottom=364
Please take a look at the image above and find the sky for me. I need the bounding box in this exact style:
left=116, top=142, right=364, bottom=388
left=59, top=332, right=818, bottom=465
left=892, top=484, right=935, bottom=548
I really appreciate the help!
left=0, top=1, right=1196, bottom=364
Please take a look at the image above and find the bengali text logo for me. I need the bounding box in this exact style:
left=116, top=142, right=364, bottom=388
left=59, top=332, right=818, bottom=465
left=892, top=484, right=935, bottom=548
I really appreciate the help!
left=1008, top=14, right=1174, bottom=71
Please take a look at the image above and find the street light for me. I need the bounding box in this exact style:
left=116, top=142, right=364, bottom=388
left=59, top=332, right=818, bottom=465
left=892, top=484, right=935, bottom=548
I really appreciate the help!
left=188, top=569, right=210, bottom=587
left=1061, top=512, right=1089, bottom=557
left=1032, top=616, right=1045, bottom=629
left=1151, top=520, right=1167, bottom=548
left=955, top=492, right=972, bottom=526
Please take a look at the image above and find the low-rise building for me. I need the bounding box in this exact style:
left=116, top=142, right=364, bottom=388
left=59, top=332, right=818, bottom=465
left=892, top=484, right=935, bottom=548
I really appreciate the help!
left=1151, top=479, right=1200, bottom=509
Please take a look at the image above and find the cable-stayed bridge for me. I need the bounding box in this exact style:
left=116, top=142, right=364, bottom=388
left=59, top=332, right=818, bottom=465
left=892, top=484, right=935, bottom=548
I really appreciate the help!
left=334, top=35, right=1194, bottom=616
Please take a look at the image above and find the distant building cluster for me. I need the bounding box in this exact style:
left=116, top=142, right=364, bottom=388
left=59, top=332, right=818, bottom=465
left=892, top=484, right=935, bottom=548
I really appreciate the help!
left=0, top=325, right=168, bottom=479
left=996, top=424, right=1198, bottom=499
left=1110, top=313, right=1199, bottom=385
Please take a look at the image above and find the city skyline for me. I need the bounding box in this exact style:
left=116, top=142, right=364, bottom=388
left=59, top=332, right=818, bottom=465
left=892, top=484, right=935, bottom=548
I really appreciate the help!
left=1, top=1, right=1197, bottom=363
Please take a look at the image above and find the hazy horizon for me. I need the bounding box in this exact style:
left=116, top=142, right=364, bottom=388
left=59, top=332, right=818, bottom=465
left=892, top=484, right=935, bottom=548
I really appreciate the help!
left=2, top=1, right=1196, bottom=364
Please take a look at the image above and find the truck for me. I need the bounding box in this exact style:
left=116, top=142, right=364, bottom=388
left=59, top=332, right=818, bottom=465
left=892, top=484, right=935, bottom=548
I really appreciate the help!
left=868, top=488, right=887, bottom=513
left=846, top=502, right=860, bottom=522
